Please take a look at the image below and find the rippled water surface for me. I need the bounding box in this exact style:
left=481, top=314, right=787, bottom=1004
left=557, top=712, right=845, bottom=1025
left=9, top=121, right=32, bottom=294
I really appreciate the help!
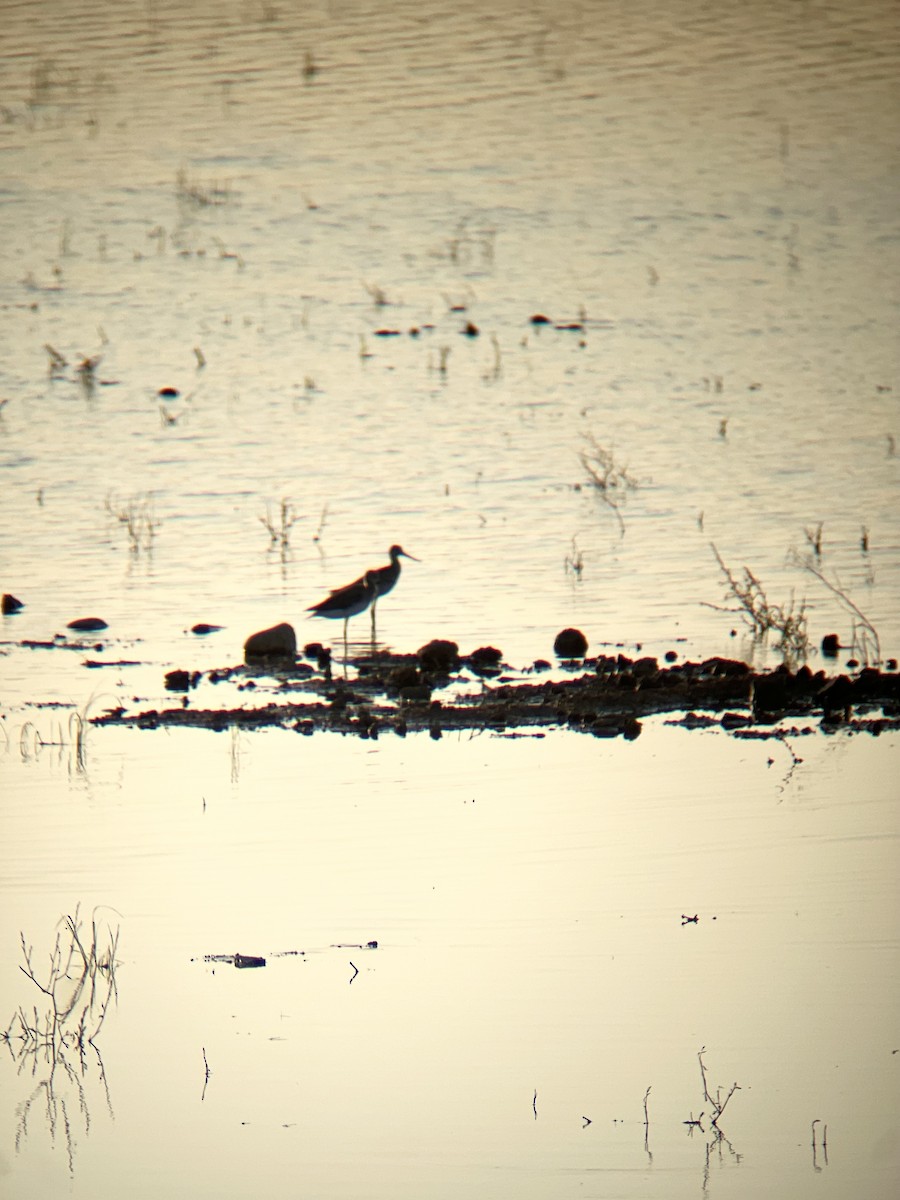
left=1, top=1, right=899, bottom=1197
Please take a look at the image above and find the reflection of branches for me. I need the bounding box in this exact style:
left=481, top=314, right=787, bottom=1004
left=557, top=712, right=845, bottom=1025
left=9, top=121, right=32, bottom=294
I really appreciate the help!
left=773, top=731, right=803, bottom=797
left=701, top=1128, right=743, bottom=1196
left=3, top=908, right=120, bottom=1171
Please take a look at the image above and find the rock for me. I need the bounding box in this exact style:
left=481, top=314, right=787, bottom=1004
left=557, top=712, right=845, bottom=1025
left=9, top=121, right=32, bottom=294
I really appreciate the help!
left=699, top=657, right=751, bottom=677
left=751, top=672, right=790, bottom=718
left=165, top=669, right=197, bottom=691
left=2, top=593, right=24, bottom=614
left=191, top=623, right=223, bottom=635
left=244, top=622, right=296, bottom=662
left=470, top=645, right=503, bottom=667
left=388, top=665, right=421, bottom=691
left=417, top=639, right=461, bottom=673
left=468, top=645, right=503, bottom=676
left=632, top=656, right=660, bottom=679
left=67, top=616, right=108, bottom=632
left=821, top=633, right=840, bottom=657
left=554, top=628, right=588, bottom=658
left=819, top=674, right=854, bottom=721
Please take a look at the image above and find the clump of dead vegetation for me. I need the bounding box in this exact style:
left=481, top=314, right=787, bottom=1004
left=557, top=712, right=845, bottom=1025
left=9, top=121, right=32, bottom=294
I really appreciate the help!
left=2, top=906, right=119, bottom=1059
left=176, top=166, right=233, bottom=207
left=2, top=908, right=120, bottom=1167
left=579, top=434, right=639, bottom=534
left=791, top=549, right=881, bottom=666
left=706, top=543, right=809, bottom=661
left=105, top=492, right=159, bottom=553
left=259, top=496, right=299, bottom=551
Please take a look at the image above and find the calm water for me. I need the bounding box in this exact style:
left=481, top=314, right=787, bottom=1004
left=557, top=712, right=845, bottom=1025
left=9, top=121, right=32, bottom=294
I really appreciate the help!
left=1, top=724, right=898, bottom=1199
left=1, top=1, right=899, bottom=1197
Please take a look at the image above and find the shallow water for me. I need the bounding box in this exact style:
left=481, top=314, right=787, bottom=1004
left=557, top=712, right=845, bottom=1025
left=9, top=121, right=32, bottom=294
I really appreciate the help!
left=1, top=722, right=899, bottom=1199
left=1, top=1, right=899, bottom=1197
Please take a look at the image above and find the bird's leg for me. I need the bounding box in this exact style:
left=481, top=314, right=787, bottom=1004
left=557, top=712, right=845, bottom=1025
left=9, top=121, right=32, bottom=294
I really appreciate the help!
left=370, top=598, right=378, bottom=644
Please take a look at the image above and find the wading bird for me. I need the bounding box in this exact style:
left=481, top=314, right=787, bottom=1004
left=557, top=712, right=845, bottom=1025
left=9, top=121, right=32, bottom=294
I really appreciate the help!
left=307, top=570, right=377, bottom=656
left=364, top=544, right=419, bottom=638
left=307, top=545, right=419, bottom=651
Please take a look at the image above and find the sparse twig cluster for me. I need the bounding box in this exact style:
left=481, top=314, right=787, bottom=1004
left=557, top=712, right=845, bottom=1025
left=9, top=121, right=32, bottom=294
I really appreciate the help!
left=44, top=343, right=102, bottom=392
left=260, top=496, right=299, bottom=550
left=176, top=166, right=233, bottom=207
left=697, top=1046, right=741, bottom=1130
left=579, top=434, right=639, bottom=535
left=791, top=550, right=881, bottom=665
left=444, top=217, right=497, bottom=267
left=105, top=492, right=159, bottom=553
left=363, top=281, right=390, bottom=307
left=2, top=907, right=119, bottom=1058
left=564, top=536, right=584, bottom=578
left=707, top=543, right=808, bottom=660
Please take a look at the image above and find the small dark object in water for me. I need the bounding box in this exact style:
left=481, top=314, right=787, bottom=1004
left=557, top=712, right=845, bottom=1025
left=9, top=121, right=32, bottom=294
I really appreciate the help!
left=461, top=321, right=479, bottom=337
left=554, top=321, right=585, bottom=332
left=665, top=649, right=678, bottom=663
left=554, top=628, right=588, bottom=658
left=2, top=593, right=24, bottom=614
left=530, top=313, right=551, bottom=325
left=316, top=645, right=332, bottom=675
left=67, top=616, right=108, bottom=632
left=821, top=633, right=840, bottom=657
left=887, top=659, right=898, bottom=671
left=234, top=952, right=266, bottom=969
left=417, top=639, right=461, bottom=673
left=158, top=386, right=180, bottom=398
left=244, top=622, right=297, bottom=662
left=374, top=328, right=401, bottom=337
left=165, top=669, right=199, bottom=691
left=191, top=623, right=223, bottom=635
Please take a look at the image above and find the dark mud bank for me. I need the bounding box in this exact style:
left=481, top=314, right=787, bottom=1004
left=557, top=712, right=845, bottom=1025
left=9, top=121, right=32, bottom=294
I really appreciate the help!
left=92, top=649, right=900, bottom=741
